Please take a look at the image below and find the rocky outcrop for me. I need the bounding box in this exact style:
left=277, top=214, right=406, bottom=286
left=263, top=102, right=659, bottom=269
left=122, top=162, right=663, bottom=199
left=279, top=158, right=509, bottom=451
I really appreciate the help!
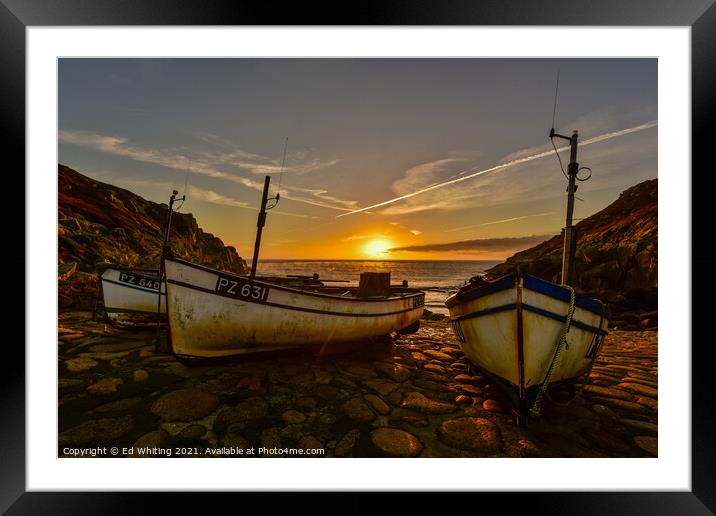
left=486, top=179, right=657, bottom=327
left=58, top=164, right=247, bottom=310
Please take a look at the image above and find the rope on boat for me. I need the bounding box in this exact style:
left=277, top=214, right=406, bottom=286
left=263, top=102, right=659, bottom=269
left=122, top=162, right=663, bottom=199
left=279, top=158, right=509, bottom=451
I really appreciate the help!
left=554, top=299, right=607, bottom=402
left=530, top=285, right=576, bottom=417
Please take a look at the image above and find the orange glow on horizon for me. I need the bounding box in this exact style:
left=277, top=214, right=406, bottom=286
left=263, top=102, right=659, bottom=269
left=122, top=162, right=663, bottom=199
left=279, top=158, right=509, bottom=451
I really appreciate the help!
left=362, top=238, right=394, bottom=259
left=234, top=232, right=526, bottom=262
left=229, top=221, right=532, bottom=262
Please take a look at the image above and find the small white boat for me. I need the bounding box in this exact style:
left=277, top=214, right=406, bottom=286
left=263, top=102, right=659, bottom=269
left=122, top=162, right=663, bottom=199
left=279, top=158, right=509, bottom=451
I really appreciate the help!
left=163, top=254, right=425, bottom=359
left=445, top=274, right=610, bottom=417
left=99, top=266, right=165, bottom=323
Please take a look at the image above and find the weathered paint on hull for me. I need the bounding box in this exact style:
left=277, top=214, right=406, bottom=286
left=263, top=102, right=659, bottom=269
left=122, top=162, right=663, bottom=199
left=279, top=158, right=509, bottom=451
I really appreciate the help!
left=100, top=267, right=165, bottom=322
left=521, top=288, right=607, bottom=387
left=445, top=274, right=609, bottom=406
left=164, top=256, right=425, bottom=358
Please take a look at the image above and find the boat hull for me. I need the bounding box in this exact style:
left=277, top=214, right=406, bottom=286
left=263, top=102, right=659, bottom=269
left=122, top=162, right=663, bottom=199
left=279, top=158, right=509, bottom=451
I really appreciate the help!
left=100, top=267, right=166, bottom=322
left=164, top=256, right=425, bottom=358
left=445, top=274, right=609, bottom=410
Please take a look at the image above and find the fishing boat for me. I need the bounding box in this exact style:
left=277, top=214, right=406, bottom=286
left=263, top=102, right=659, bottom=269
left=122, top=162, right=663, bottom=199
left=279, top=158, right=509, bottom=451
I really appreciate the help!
left=445, top=274, right=609, bottom=418
left=159, top=174, right=424, bottom=359
left=163, top=253, right=425, bottom=359
left=99, top=265, right=165, bottom=323
left=445, top=120, right=611, bottom=422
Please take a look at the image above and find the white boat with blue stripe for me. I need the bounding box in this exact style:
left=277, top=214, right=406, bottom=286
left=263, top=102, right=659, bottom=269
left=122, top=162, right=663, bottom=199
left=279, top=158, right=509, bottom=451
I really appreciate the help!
left=445, top=274, right=610, bottom=418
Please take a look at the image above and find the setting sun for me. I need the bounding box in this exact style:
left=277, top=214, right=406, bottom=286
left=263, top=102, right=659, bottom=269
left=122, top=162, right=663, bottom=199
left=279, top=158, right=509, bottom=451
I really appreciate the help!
left=363, top=239, right=394, bottom=259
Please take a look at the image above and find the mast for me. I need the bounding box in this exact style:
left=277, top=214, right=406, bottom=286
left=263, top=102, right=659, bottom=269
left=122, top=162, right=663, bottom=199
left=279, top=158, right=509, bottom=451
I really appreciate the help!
left=162, top=190, right=180, bottom=253
left=248, top=139, right=286, bottom=280
left=155, top=189, right=182, bottom=351
left=550, top=128, right=579, bottom=286
left=250, top=176, right=272, bottom=281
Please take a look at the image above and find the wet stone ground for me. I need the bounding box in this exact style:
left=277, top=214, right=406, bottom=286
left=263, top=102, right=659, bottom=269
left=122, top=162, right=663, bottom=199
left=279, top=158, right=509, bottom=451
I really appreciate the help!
left=58, top=311, right=658, bottom=458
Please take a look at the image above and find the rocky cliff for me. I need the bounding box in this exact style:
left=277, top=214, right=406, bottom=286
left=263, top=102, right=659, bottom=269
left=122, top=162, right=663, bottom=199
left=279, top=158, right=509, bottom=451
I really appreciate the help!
left=58, top=164, right=247, bottom=310
left=486, top=179, right=657, bottom=329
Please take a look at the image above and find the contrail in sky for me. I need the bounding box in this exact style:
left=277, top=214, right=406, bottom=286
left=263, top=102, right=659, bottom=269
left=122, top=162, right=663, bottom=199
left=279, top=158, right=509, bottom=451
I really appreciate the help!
left=445, top=211, right=556, bottom=232
left=336, top=120, right=657, bottom=218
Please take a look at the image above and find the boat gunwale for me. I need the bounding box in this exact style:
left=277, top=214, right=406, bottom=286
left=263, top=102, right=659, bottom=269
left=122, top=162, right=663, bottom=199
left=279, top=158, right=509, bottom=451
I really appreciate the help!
left=164, top=254, right=426, bottom=303
left=166, top=277, right=424, bottom=318
left=449, top=301, right=607, bottom=336
left=444, top=272, right=611, bottom=319
left=444, top=275, right=515, bottom=309
left=101, top=276, right=165, bottom=295
left=100, top=264, right=160, bottom=275
left=101, top=265, right=329, bottom=289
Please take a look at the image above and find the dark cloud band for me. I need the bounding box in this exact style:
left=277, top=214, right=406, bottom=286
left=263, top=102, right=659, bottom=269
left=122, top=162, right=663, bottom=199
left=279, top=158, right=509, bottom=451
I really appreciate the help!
left=389, top=234, right=554, bottom=253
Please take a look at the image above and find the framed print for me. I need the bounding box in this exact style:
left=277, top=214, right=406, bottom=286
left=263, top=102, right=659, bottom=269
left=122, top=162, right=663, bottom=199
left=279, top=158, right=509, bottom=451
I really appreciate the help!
left=5, top=0, right=715, bottom=513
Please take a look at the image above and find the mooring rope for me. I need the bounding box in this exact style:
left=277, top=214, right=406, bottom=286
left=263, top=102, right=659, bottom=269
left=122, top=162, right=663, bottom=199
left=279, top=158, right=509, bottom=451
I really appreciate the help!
left=530, top=285, right=576, bottom=417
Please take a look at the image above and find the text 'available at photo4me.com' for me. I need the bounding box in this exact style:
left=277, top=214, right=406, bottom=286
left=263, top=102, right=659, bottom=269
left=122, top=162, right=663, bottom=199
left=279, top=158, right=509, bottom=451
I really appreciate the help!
left=61, top=446, right=326, bottom=457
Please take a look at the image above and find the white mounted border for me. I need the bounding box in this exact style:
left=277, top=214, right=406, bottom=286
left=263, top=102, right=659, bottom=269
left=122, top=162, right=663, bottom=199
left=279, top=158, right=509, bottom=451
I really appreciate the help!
left=27, top=26, right=689, bottom=491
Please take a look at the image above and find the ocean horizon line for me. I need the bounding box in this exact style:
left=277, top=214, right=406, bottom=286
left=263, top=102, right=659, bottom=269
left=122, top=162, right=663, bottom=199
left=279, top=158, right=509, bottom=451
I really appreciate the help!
left=251, top=258, right=502, bottom=263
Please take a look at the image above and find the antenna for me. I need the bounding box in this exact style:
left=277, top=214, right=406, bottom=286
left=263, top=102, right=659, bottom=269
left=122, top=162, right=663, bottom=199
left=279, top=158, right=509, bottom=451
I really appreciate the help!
left=550, top=68, right=560, bottom=135
left=277, top=137, right=288, bottom=194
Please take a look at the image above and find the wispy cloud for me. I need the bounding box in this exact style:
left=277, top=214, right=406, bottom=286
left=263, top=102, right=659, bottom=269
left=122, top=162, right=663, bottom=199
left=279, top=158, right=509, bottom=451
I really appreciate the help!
left=84, top=171, right=315, bottom=219
left=181, top=185, right=318, bottom=219
left=389, top=158, right=469, bottom=196
left=388, top=221, right=422, bottom=236
left=390, top=234, right=555, bottom=253
left=187, top=184, right=253, bottom=210
left=445, top=212, right=556, bottom=233
left=336, top=120, right=657, bottom=218
left=59, top=130, right=355, bottom=212
left=341, top=234, right=374, bottom=242
left=265, top=239, right=300, bottom=246
left=192, top=132, right=340, bottom=176
left=86, top=172, right=171, bottom=192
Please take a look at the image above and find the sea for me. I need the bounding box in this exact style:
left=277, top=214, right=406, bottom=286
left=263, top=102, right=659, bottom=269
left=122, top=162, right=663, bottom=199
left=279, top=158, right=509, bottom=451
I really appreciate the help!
left=253, top=260, right=501, bottom=315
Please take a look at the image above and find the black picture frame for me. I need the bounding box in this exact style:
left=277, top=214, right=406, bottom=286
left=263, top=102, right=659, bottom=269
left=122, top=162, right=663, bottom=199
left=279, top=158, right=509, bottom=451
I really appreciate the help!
left=4, top=1, right=714, bottom=513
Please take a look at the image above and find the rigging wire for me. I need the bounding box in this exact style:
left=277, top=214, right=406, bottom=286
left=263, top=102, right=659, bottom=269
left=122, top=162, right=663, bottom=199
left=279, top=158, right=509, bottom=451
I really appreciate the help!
left=267, top=137, right=288, bottom=211
left=548, top=68, right=593, bottom=184
left=175, top=157, right=191, bottom=211
left=551, top=137, right=569, bottom=179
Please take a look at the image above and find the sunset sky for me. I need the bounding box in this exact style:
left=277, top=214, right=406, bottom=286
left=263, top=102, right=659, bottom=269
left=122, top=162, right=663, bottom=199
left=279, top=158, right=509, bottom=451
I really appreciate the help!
left=58, top=58, right=657, bottom=261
